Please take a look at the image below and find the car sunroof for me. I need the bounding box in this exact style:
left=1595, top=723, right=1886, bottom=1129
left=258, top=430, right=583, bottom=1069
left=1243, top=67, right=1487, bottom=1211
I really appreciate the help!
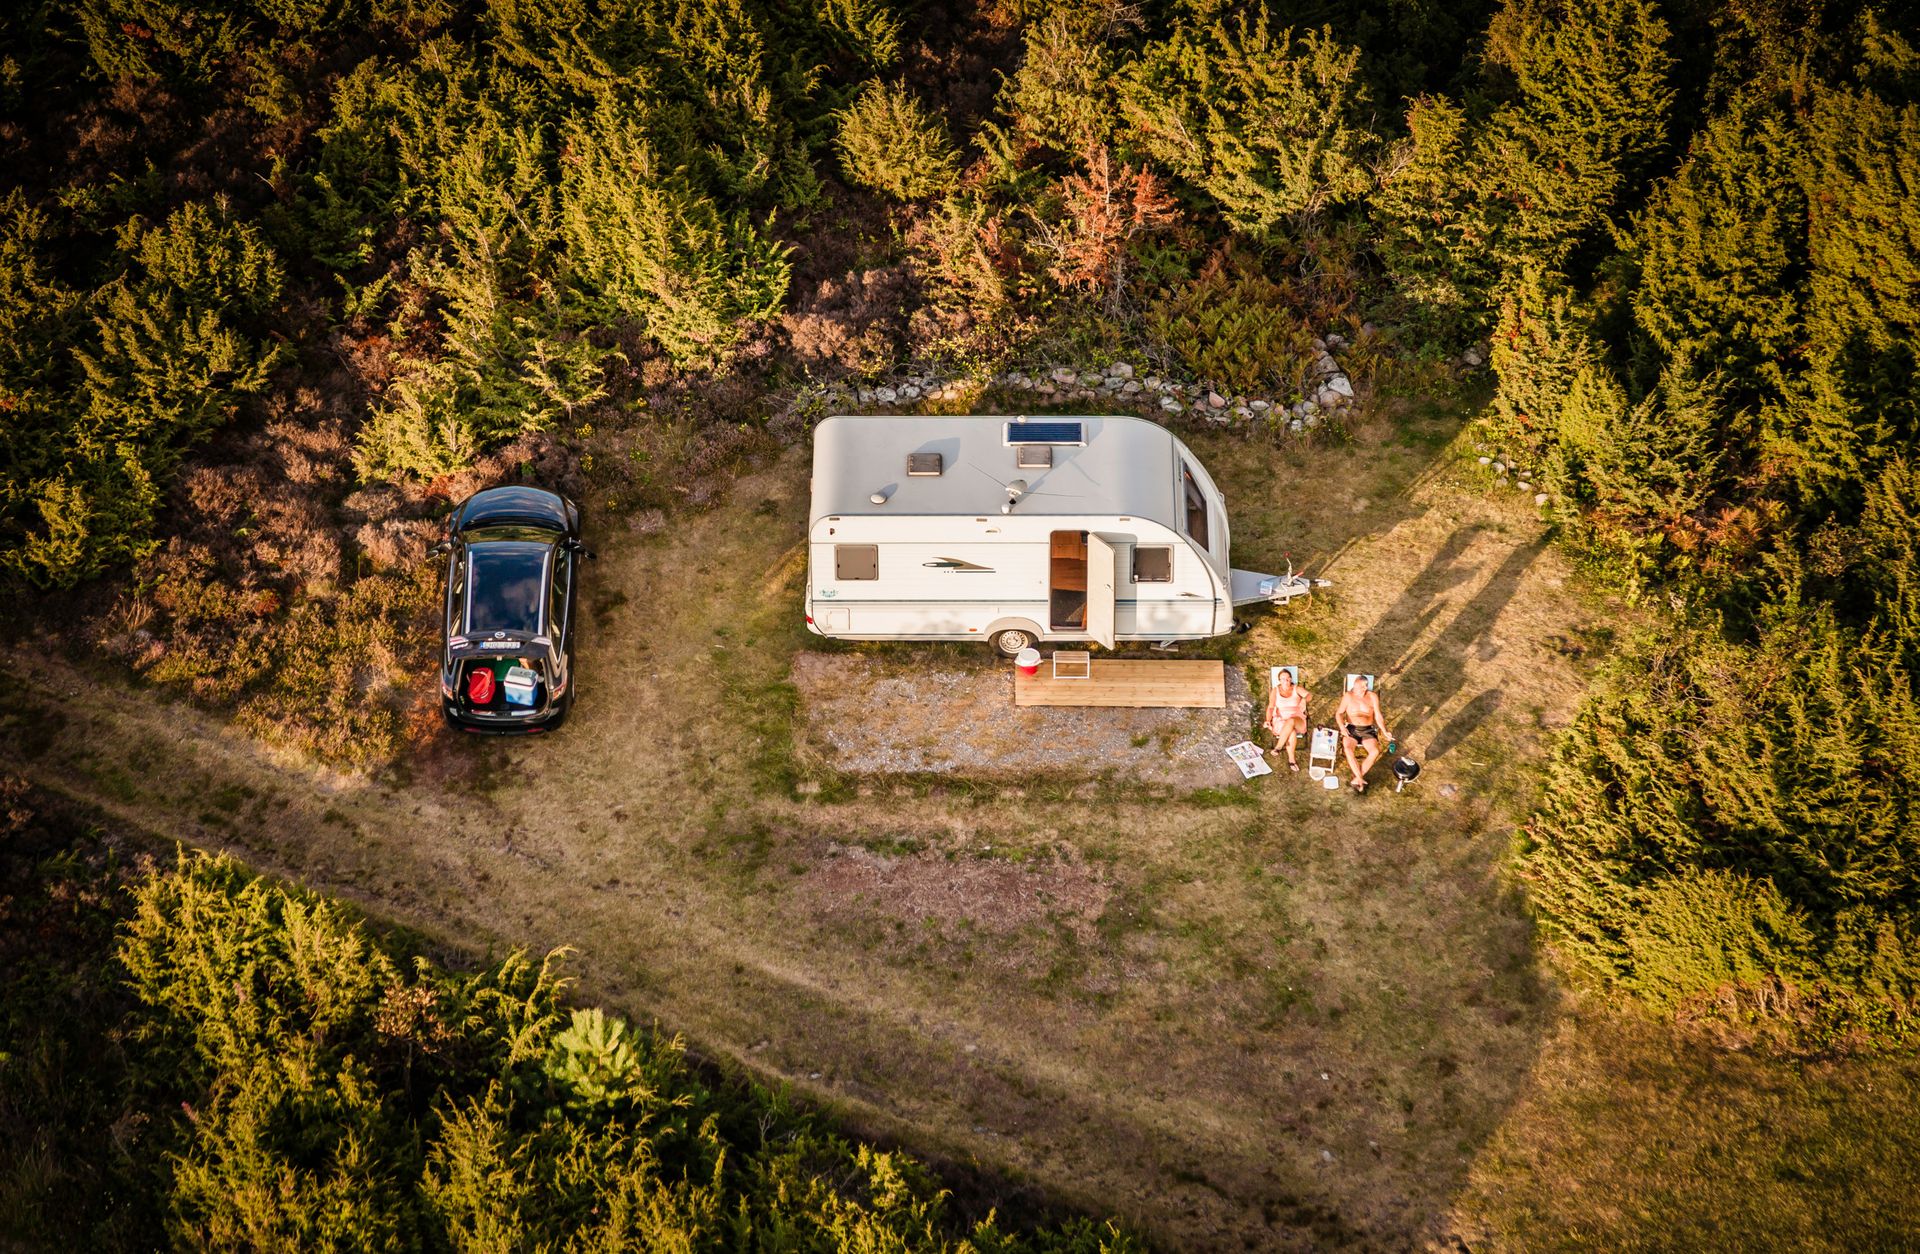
left=466, top=543, right=547, bottom=634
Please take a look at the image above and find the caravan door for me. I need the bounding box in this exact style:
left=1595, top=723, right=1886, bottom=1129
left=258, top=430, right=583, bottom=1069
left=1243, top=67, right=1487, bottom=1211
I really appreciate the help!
left=1086, top=534, right=1117, bottom=649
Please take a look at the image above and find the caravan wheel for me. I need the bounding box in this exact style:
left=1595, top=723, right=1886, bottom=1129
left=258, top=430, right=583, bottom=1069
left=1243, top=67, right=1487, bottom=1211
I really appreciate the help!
left=990, top=628, right=1036, bottom=657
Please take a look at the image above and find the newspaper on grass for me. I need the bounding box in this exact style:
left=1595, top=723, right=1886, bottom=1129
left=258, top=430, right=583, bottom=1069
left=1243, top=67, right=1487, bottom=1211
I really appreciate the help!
left=1224, top=740, right=1272, bottom=779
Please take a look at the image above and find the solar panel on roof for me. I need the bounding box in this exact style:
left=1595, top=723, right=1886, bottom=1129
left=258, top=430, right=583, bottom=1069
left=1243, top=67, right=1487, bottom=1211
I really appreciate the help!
left=1004, top=420, right=1084, bottom=445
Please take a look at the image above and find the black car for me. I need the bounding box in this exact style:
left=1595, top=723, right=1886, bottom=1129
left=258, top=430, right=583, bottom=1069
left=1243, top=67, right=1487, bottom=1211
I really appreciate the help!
left=434, top=486, right=586, bottom=734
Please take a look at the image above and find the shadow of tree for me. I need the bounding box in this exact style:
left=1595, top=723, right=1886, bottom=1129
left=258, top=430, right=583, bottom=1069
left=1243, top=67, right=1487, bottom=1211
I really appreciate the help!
left=1321, top=527, right=1546, bottom=747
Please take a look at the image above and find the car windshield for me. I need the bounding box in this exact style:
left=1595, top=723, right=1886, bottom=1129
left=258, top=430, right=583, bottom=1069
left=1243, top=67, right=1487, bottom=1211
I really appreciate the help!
left=465, top=542, right=548, bottom=635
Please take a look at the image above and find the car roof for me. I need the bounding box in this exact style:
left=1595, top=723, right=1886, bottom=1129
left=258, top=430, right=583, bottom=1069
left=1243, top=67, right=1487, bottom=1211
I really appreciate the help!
left=465, top=542, right=549, bottom=635
left=456, top=485, right=571, bottom=532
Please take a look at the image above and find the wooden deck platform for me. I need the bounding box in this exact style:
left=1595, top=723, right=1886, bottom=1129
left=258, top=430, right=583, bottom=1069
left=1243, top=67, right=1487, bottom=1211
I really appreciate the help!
left=1014, top=658, right=1226, bottom=708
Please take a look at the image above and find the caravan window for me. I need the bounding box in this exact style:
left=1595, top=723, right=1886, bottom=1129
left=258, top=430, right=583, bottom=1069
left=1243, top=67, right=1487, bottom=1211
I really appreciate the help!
left=835, top=544, right=878, bottom=580
left=1132, top=546, right=1172, bottom=582
left=1181, top=465, right=1211, bottom=552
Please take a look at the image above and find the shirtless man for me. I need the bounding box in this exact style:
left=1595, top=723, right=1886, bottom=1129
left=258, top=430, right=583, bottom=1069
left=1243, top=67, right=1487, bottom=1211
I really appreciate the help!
left=1336, top=675, right=1390, bottom=793
left=1263, top=669, right=1310, bottom=772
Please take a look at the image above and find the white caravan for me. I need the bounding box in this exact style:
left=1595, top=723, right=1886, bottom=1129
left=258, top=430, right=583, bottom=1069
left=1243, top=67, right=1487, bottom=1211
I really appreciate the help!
left=805, top=414, right=1313, bottom=655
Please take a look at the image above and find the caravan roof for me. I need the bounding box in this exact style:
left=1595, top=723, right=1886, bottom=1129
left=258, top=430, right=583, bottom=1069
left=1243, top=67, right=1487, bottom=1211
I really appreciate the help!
left=810, top=415, right=1184, bottom=528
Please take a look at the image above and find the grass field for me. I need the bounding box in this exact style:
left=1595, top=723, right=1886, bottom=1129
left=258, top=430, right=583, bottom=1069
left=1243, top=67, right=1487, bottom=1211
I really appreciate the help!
left=8, top=395, right=1919, bottom=1250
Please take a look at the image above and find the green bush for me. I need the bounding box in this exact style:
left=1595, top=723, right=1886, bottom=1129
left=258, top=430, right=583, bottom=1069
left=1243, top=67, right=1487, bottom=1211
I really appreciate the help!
left=1118, top=12, right=1376, bottom=232
left=107, top=851, right=1143, bottom=1249
left=557, top=101, right=793, bottom=364
left=834, top=80, right=961, bottom=201
left=1523, top=612, right=1920, bottom=1049
left=1, top=199, right=284, bottom=587
left=1145, top=252, right=1316, bottom=395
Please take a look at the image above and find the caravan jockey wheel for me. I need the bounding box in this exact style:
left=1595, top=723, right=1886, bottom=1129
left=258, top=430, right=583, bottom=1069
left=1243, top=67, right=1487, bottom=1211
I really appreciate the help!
left=990, top=628, right=1036, bottom=657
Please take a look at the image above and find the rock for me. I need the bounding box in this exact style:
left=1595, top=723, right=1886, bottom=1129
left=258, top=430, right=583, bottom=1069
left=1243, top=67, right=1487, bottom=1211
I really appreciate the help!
left=1300, top=399, right=1319, bottom=415
left=1462, top=347, right=1485, bottom=367
left=1326, top=374, right=1355, bottom=399
left=1036, top=382, right=1055, bottom=395
left=1362, top=321, right=1379, bottom=336
left=1160, top=396, right=1183, bottom=413
left=1311, top=337, right=1327, bottom=351
left=1233, top=405, right=1252, bottom=418
left=1015, top=377, right=1032, bottom=389
left=1313, top=351, right=1339, bottom=376
left=1477, top=455, right=1492, bottom=465
left=1289, top=418, right=1303, bottom=432
left=1143, top=375, right=1161, bottom=390
left=1109, top=362, right=1133, bottom=379
left=1326, top=332, right=1346, bottom=348
left=1534, top=493, right=1550, bottom=507
left=1207, top=391, right=1227, bottom=408
left=856, top=388, right=874, bottom=404
left=1250, top=399, right=1270, bottom=412
left=899, top=384, right=921, bottom=399
left=1051, top=367, right=1077, bottom=384
left=1493, top=461, right=1508, bottom=475
left=1321, top=1150, right=1335, bottom=1163
left=1439, top=783, right=1458, bottom=799
left=1100, top=375, right=1123, bottom=389
left=1517, top=480, right=1532, bottom=492
left=1304, top=412, right=1322, bottom=429
left=875, top=386, right=897, bottom=403
left=1121, top=380, right=1142, bottom=394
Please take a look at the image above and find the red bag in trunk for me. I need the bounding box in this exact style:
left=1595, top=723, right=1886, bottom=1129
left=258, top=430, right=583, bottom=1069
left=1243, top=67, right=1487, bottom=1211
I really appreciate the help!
left=467, top=666, right=496, bottom=704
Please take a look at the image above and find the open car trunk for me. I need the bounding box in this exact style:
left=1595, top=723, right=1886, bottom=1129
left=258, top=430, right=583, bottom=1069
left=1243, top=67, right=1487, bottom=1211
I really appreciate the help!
left=451, top=645, right=555, bottom=723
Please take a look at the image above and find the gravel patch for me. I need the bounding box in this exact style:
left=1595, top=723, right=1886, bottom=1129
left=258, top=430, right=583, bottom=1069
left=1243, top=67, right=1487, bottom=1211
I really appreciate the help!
left=792, top=652, right=1253, bottom=788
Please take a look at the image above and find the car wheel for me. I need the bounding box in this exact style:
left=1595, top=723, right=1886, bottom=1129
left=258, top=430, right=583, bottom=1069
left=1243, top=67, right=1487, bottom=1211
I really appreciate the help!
left=990, top=628, right=1036, bottom=657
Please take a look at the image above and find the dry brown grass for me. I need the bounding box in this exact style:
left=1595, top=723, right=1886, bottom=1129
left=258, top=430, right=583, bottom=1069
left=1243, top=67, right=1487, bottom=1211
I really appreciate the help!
left=11, top=398, right=1917, bottom=1250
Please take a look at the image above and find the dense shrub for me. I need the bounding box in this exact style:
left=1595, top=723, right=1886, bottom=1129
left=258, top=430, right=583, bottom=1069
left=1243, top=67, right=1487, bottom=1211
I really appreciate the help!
left=833, top=80, right=962, bottom=202
left=1118, top=12, right=1376, bottom=232
left=1, top=199, right=285, bottom=587
left=104, top=851, right=1141, bottom=1249
left=1146, top=252, right=1317, bottom=396
left=1523, top=612, right=1920, bottom=1049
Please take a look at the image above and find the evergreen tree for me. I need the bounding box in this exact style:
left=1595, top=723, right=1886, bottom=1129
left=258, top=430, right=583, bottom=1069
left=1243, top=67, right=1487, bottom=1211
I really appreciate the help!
left=832, top=80, right=962, bottom=201
left=1475, top=0, right=1675, bottom=270
left=1371, top=95, right=1499, bottom=342
left=1118, top=11, right=1377, bottom=232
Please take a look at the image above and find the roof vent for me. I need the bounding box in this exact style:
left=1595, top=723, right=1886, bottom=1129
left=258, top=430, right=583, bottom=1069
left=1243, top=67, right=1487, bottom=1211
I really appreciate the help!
left=906, top=451, right=944, bottom=476
left=1004, top=419, right=1084, bottom=446
left=1015, top=445, right=1053, bottom=469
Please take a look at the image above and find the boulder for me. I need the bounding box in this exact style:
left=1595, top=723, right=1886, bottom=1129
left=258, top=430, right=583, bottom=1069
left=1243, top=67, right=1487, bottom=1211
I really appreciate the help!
left=1109, top=362, right=1133, bottom=379
left=875, top=386, right=898, bottom=403
left=899, top=384, right=921, bottom=399
left=1207, top=391, right=1227, bottom=408
left=1160, top=396, right=1183, bottom=413
left=1250, top=399, right=1270, bottom=412
left=1326, top=374, right=1355, bottom=399
left=1121, top=380, right=1142, bottom=394
left=1051, top=367, right=1077, bottom=384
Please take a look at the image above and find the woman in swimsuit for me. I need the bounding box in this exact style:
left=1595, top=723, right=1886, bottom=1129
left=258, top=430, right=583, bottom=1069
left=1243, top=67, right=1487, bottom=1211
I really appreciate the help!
left=1264, top=669, right=1310, bottom=771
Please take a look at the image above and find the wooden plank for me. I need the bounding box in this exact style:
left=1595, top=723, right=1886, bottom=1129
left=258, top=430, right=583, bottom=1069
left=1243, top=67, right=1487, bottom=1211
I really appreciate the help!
left=1014, top=658, right=1225, bottom=708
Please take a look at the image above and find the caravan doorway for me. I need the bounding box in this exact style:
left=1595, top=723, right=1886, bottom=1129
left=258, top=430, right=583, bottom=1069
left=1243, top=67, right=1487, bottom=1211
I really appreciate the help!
left=1049, top=530, right=1117, bottom=647
left=1049, top=530, right=1087, bottom=630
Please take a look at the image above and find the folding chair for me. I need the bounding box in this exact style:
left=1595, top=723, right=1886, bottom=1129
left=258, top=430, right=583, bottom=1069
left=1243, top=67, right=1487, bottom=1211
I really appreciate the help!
left=1345, top=672, right=1375, bottom=693
left=1307, top=726, right=1341, bottom=781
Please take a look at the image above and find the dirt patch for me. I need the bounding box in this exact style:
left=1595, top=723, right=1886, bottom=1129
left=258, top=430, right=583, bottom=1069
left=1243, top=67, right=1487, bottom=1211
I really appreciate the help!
left=792, top=651, right=1254, bottom=788
left=793, top=843, right=1113, bottom=940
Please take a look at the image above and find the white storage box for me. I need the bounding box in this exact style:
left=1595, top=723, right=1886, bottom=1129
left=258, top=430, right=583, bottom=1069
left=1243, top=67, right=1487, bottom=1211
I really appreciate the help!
left=502, top=665, right=538, bottom=707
